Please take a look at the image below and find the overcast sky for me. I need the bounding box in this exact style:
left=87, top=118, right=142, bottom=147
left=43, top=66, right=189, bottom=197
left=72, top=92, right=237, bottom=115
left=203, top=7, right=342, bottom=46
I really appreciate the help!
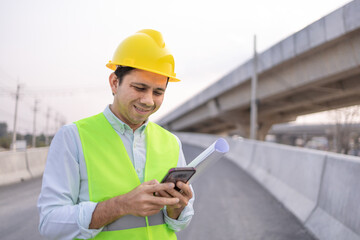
left=0, top=0, right=352, bottom=135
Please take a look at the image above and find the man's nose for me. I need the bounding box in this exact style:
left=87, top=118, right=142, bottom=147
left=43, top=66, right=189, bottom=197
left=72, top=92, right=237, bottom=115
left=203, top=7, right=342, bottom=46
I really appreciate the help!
left=140, top=91, right=154, bottom=107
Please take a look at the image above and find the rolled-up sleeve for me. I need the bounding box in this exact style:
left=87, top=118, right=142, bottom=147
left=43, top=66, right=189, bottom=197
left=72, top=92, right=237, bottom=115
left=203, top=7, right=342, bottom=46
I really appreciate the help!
left=37, top=125, right=102, bottom=239
left=163, top=135, right=195, bottom=232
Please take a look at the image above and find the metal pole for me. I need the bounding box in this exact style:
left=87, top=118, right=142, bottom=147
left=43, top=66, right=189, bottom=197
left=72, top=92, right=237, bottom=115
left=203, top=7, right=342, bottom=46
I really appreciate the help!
left=11, top=84, right=20, bottom=151
left=250, top=35, right=258, bottom=140
left=32, top=99, right=38, bottom=148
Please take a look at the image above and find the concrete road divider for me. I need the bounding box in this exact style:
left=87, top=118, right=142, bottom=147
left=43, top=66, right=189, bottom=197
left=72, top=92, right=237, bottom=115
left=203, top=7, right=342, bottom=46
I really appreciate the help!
left=0, top=150, right=32, bottom=186
left=248, top=141, right=326, bottom=223
left=26, top=147, right=49, bottom=177
left=177, top=132, right=360, bottom=240
left=225, top=137, right=255, bottom=170
left=305, top=153, right=360, bottom=240
left=0, top=147, right=49, bottom=186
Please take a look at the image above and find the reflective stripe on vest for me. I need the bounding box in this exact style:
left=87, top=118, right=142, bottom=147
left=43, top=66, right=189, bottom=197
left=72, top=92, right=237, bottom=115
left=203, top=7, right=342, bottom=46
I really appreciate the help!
left=103, top=211, right=164, bottom=231
left=75, top=113, right=179, bottom=239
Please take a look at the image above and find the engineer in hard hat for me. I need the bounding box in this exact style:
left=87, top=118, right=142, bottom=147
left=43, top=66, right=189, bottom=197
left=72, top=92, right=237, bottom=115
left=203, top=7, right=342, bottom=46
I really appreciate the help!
left=37, top=29, right=194, bottom=239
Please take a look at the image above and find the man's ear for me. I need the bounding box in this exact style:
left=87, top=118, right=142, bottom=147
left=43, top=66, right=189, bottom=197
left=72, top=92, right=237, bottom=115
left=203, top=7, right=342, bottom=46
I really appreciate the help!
left=109, top=73, right=118, bottom=95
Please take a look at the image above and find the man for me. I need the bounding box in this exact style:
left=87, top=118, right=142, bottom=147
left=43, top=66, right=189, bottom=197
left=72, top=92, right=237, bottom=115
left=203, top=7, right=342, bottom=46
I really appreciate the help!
left=38, top=29, right=194, bottom=240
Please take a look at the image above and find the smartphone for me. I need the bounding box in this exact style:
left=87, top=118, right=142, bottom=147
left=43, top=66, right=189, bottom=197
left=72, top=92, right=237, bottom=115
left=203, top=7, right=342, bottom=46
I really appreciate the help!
left=161, top=167, right=196, bottom=191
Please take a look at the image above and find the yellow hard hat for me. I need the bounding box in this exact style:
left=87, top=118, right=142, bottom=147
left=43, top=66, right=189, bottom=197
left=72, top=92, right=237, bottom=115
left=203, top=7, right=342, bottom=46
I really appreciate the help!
left=106, top=29, right=180, bottom=82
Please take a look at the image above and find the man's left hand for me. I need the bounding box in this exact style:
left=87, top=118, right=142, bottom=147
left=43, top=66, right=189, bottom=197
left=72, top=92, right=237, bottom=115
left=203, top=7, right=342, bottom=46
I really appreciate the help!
left=157, top=181, right=193, bottom=219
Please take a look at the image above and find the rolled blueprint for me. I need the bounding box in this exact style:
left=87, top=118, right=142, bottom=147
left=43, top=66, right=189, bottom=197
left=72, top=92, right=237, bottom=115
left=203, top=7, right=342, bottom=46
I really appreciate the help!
left=187, top=138, right=229, bottom=184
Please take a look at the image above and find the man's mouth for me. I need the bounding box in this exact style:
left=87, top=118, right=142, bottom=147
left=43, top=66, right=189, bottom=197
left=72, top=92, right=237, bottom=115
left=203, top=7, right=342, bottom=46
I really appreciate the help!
left=134, top=105, right=152, bottom=114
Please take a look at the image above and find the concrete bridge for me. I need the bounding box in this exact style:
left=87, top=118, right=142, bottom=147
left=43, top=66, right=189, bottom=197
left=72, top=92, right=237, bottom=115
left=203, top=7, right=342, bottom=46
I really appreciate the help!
left=1, top=133, right=360, bottom=240
left=158, top=0, right=360, bottom=139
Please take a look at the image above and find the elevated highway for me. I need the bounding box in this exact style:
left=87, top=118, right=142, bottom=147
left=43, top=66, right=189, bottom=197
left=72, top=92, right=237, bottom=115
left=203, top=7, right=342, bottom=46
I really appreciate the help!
left=159, top=0, right=360, bottom=139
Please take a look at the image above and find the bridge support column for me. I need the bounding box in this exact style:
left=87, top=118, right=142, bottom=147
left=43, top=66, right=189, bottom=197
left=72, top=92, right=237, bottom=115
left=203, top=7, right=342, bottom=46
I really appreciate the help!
left=257, top=123, right=274, bottom=141
left=232, top=122, right=274, bottom=141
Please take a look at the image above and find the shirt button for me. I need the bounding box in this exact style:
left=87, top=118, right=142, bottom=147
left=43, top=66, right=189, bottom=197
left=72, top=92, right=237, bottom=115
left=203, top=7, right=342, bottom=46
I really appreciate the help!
left=136, top=169, right=141, bottom=174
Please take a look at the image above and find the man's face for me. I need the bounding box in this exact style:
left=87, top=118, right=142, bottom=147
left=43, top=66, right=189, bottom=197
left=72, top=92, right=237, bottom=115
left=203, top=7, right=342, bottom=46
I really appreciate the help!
left=109, top=69, right=168, bottom=130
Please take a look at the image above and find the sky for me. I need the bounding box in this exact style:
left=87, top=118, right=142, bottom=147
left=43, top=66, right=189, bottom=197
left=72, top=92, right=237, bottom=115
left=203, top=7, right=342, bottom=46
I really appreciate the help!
left=0, top=0, right=353, bottom=135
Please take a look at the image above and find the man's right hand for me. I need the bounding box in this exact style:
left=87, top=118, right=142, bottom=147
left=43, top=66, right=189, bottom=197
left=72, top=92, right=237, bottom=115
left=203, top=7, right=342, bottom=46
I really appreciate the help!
left=89, top=179, right=179, bottom=229
left=119, top=179, right=180, bottom=217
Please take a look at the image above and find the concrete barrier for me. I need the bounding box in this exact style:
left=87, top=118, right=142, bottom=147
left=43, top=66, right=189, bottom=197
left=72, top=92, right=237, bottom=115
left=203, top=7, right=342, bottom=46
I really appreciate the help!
left=176, top=132, right=360, bottom=240
left=0, top=147, right=49, bottom=186
left=27, top=147, right=49, bottom=177
left=248, top=142, right=326, bottom=223
left=0, top=150, right=31, bottom=186
left=305, top=153, right=360, bottom=240
left=225, top=138, right=256, bottom=170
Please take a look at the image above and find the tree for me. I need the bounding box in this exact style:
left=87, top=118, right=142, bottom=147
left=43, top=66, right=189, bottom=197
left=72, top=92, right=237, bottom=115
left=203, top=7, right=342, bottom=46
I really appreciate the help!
left=0, top=122, right=7, bottom=137
left=329, top=105, right=360, bottom=154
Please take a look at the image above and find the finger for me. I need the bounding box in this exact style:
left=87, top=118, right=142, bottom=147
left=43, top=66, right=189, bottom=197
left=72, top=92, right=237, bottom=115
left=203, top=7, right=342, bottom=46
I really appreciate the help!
left=167, top=182, right=192, bottom=206
left=157, top=190, right=172, bottom=198
left=166, top=188, right=188, bottom=206
left=177, top=182, right=193, bottom=198
left=145, top=182, right=174, bottom=193
left=149, top=195, right=179, bottom=206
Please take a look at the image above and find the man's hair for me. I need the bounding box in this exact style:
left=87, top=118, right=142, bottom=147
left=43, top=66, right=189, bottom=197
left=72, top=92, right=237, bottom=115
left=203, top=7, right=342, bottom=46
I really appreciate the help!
left=114, top=66, right=135, bottom=85
left=114, top=65, right=170, bottom=87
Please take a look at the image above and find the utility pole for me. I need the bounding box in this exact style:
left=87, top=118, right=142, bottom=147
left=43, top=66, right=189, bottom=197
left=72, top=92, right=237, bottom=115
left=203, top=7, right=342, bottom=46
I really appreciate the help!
left=11, top=84, right=20, bottom=151
left=45, top=107, right=50, bottom=146
left=250, top=35, right=258, bottom=140
left=32, top=99, right=39, bottom=148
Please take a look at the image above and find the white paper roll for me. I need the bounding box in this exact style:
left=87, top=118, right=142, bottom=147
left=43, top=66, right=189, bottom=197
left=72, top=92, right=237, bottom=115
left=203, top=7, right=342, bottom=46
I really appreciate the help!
left=187, top=138, right=229, bottom=183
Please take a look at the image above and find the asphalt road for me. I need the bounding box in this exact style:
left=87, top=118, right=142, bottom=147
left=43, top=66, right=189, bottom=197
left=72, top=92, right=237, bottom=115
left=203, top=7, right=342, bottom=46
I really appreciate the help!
left=0, top=177, right=45, bottom=240
left=0, top=143, right=316, bottom=240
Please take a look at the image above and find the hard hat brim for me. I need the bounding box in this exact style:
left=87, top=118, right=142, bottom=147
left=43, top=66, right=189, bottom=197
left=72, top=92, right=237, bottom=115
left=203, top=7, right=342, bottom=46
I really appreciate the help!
left=106, top=62, right=181, bottom=82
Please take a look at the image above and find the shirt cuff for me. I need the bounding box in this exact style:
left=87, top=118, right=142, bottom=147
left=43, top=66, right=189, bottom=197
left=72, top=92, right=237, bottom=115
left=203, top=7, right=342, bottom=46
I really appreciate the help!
left=78, top=201, right=103, bottom=238
left=163, top=206, right=194, bottom=232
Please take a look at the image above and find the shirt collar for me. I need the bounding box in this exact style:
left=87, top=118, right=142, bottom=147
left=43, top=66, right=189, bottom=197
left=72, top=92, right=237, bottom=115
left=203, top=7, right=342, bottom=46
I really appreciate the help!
left=103, top=105, right=148, bottom=135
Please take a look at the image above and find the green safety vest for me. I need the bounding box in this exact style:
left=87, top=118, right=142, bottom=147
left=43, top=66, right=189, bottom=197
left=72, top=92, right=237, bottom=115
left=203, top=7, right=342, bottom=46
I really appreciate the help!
left=75, top=113, right=179, bottom=240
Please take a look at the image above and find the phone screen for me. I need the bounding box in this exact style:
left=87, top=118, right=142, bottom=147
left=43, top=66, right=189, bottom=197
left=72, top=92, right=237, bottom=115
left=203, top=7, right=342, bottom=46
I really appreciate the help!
left=161, top=167, right=196, bottom=190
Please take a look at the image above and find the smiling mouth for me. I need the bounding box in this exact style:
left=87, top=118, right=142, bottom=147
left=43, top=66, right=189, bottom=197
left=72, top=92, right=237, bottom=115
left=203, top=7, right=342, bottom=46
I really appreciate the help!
left=134, top=105, right=152, bottom=114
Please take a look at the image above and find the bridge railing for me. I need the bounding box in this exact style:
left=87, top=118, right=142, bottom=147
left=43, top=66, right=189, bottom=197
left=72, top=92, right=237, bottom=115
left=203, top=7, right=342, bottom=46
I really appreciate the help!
left=176, top=132, right=360, bottom=240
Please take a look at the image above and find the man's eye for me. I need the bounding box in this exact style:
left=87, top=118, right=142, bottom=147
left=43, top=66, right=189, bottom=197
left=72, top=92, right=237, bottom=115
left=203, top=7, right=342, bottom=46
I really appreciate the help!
left=154, top=91, right=163, bottom=96
left=134, top=86, right=145, bottom=91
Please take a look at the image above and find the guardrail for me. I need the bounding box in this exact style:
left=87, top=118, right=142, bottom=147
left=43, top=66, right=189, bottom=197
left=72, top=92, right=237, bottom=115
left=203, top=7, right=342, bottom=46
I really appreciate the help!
left=0, top=147, right=49, bottom=186
left=176, top=132, right=360, bottom=240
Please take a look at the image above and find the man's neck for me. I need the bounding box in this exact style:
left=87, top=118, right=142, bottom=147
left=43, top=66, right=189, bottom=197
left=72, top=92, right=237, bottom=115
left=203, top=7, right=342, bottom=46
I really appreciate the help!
left=108, top=104, right=145, bottom=132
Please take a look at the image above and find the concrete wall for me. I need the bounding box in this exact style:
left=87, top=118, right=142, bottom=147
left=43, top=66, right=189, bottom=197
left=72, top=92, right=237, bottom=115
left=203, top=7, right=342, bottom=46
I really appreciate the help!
left=0, top=147, right=49, bottom=186
left=176, top=132, right=360, bottom=240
